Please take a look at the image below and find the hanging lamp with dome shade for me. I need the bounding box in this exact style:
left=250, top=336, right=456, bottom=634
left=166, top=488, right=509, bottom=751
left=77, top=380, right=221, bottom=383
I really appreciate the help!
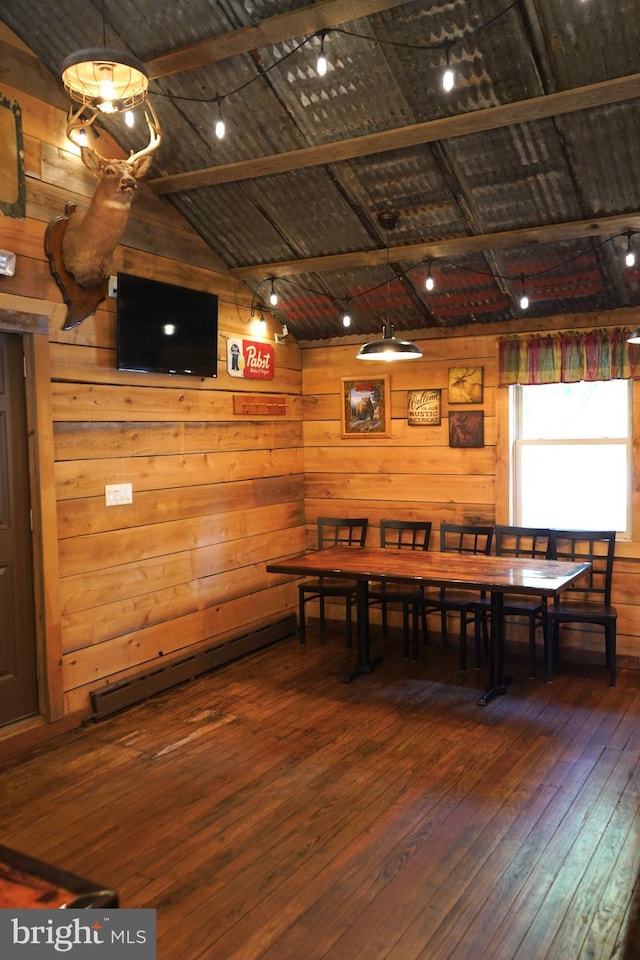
left=61, top=1, right=149, bottom=114
left=357, top=212, right=422, bottom=361
left=62, top=49, right=149, bottom=113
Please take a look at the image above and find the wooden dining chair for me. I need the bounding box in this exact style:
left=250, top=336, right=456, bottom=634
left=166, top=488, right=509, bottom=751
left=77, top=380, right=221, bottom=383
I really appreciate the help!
left=368, top=519, right=432, bottom=659
left=421, top=522, right=494, bottom=669
left=473, top=525, right=551, bottom=678
left=298, top=517, right=368, bottom=647
left=546, top=529, right=617, bottom=686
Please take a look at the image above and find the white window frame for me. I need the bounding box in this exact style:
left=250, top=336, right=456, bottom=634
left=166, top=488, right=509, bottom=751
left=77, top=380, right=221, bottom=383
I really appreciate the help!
left=509, top=381, right=633, bottom=538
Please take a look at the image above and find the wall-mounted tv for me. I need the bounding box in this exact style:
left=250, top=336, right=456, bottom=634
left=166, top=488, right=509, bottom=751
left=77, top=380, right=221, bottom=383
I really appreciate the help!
left=116, top=272, right=218, bottom=378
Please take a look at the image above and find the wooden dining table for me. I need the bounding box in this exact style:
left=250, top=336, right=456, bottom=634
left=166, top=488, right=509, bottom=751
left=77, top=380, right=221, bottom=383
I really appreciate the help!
left=267, top=545, right=591, bottom=705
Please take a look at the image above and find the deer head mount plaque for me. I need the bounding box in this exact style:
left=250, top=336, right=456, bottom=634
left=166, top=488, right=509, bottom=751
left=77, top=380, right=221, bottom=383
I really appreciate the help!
left=45, top=103, right=161, bottom=329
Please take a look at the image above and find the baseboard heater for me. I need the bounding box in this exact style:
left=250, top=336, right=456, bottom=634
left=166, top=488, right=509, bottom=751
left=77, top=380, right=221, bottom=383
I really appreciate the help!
left=89, top=614, right=297, bottom=722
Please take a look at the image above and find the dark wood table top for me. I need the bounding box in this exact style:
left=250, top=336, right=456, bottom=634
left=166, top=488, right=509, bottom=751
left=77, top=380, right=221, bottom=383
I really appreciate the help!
left=268, top=546, right=591, bottom=597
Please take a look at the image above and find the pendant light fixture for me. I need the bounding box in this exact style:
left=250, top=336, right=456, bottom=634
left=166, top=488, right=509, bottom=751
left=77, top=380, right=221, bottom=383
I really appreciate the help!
left=61, top=1, right=148, bottom=114
left=357, top=212, right=422, bottom=362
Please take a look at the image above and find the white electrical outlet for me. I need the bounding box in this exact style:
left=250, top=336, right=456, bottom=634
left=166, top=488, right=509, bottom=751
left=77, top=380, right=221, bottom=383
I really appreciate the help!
left=105, top=483, right=133, bottom=506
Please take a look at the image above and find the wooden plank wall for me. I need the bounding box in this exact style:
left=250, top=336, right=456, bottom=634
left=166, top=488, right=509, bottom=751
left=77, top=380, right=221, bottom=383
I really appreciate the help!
left=1, top=21, right=640, bottom=741
left=0, top=25, right=304, bottom=721
left=300, top=333, right=640, bottom=667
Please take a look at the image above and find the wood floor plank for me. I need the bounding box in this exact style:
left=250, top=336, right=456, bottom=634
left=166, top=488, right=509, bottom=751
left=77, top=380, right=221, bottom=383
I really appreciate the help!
left=2, top=632, right=639, bottom=960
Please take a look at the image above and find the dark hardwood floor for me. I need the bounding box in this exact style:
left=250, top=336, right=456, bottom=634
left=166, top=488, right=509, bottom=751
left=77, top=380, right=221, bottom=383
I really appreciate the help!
left=3, top=629, right=640, bottom=959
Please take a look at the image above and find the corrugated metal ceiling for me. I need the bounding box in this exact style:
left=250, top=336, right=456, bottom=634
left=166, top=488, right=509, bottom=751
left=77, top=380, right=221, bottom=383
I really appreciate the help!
left=3, top=0, right=640, bottom=341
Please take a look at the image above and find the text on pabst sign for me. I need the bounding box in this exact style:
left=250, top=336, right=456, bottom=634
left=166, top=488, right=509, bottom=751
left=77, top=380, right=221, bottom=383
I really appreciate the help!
left=243, top=341, right=274, bottom=379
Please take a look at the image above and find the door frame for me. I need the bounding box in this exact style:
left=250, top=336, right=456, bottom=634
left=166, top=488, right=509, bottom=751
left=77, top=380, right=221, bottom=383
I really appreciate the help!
left=0, top=292, right=64, bottom=721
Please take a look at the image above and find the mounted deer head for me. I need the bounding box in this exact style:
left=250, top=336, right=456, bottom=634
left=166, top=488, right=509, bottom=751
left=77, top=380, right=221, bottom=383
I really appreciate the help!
left=60, top=103, right=161, bottom=288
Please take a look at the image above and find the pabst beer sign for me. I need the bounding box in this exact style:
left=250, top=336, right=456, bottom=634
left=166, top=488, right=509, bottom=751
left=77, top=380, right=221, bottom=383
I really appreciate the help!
left=227, top=337, right=275, bottom=380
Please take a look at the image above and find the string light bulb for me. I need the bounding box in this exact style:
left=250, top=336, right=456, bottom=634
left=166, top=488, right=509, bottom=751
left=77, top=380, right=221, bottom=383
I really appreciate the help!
left=342, top=303, right=351, bottom=328
left=258, top=310, right=267, bottom=335
left=124, top=109, right=134, bottom=128
left=316, top=31, right=328, bottom=76
left=519, top=275, right=529, bottom=310
left=442, top=44, right=455, bottom=92
left=269, top=278, right=278, bottom=306
left=625, top=233, right=636, bottom=268
left=214, top=94, right=225, bottom=139
left=425, top=261, right=435, bottom=292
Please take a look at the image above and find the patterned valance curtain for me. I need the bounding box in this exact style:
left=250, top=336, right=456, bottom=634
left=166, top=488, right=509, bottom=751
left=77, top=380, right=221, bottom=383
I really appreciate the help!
left=498, top=328, right=640, bottom=386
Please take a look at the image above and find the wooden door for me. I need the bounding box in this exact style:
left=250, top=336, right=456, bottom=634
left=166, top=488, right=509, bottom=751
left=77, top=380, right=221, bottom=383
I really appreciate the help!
left=0, top=331, right=38, bottom=724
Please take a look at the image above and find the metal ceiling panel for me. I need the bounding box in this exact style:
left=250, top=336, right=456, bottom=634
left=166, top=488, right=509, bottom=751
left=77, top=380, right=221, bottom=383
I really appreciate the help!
left=3, top=0, right=640, bottom=340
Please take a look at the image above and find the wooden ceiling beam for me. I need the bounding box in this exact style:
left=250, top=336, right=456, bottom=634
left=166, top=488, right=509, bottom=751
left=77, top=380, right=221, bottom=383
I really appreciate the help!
left=229, top=212, right=640, bottom=279
left=144, top=0, right=410, bottom=79
left=148, top=72, right=640, bottom=195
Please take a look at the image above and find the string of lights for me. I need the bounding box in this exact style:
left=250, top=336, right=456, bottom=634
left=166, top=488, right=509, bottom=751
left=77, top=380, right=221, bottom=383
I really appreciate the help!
left=249, top=231, right=638, bottom=331
left=150, top=0, right=522, bottom=131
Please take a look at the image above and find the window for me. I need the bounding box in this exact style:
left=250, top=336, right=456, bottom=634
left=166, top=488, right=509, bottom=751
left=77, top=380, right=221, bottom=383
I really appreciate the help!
left=511, top=379, right=632, bottom=535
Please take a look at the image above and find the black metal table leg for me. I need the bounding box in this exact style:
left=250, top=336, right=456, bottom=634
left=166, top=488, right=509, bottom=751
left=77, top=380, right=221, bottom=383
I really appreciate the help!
left=343, top=579, right=382, bottom=682
left=477, top=590, right=509, bottom=705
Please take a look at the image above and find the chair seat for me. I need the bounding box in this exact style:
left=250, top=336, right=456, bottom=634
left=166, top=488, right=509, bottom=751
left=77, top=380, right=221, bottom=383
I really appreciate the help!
left=423, top=588, right=479, bottom=611
left=476, top=593, right=545, bottom=615
left=547, top=600, right=617, bottom=621
left=299, top=577, right=359, bottom=598
left=369, top=583, right=422, bottom=601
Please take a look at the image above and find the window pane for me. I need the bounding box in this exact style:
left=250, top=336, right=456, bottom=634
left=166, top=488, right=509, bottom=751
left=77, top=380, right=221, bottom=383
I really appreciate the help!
left=520, top=380, right=628, bottom=439
left=518, top=443, right=628, bottom=531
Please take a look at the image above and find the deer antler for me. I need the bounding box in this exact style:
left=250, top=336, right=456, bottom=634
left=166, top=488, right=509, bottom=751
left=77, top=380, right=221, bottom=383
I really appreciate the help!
left=66, top=105, right=100, bottom=150
left=128, top=101, right=162, bottom=164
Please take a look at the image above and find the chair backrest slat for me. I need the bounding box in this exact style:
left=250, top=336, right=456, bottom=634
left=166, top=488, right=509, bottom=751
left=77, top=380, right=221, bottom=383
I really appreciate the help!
left=440, top=522, right=493, bottom=556
left=317, top=517, right=368, bottom=549
left=380, top=519, right=432, bottom=551
left=494, top=524, right=551, bottom=560
left=547, top=529, right=616, bottom=605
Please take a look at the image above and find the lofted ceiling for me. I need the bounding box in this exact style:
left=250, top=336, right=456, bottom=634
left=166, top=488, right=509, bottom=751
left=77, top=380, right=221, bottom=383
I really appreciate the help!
left=3, top=0, right=640, bottom=342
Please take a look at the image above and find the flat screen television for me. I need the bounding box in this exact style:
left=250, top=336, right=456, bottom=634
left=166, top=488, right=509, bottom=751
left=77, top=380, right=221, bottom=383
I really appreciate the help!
left=116, top=272, right=218, bottom=378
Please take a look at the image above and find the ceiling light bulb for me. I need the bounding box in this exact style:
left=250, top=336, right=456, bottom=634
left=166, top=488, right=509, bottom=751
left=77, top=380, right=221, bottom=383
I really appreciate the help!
left=269, top=280, right=278, bottom=306
left=214, top=94, right=225, bottom=139
left=317, top=31, right=328, bottom=76
left=124, top=109, right=134, bottom=128
left=625, top=235, right=636, bottom=267
left=519, top=275, right=529, bottom=310
left=342, top=311, right=351, bottom=328
left=442, top=67, right=455, bottom=92
left=425, top=263, right=435, bottom=291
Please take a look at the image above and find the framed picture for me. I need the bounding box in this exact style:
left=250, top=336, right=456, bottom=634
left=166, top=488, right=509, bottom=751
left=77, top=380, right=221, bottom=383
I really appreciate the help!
left=449, top=410, right=484, bottom=448
left=448, top=366, right=484, bottom=404
left=407, top=389, right=441, bottom=425
left=341, top=376, right=391, bottom=437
